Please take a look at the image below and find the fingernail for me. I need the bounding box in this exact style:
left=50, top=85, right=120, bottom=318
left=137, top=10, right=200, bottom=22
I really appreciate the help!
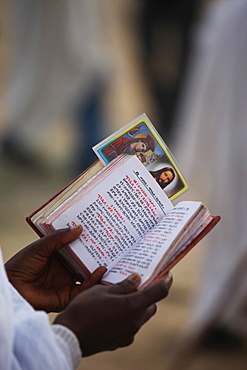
left=128, top=273, right=141, bottom=285
left=100, top=266, right=108, bottom=273
left=163, top=273, right=173, bottom=289
left=70, top=225, right=82, bottom=231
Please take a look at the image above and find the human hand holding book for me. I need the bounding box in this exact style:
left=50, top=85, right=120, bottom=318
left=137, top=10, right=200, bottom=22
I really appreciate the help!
left=5, top=226, right=106, bottom=312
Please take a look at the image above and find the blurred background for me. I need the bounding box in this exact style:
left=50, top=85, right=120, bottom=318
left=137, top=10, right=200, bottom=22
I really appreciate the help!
left=1, top=0, right=247, bottom=369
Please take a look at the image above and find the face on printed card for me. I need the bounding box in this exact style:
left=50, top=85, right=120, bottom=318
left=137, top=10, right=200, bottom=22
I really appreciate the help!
left=93, top=114, right=189, bottom=200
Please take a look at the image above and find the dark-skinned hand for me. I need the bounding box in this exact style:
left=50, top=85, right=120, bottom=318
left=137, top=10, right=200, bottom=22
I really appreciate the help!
left=5, top=226, right=106, bottom=312
left=55, top=272, right=173, bottom=356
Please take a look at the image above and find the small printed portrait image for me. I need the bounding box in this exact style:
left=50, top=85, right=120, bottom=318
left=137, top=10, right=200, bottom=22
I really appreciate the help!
left=127, top=125, right=142, bottom=137
left=101, top=131, right=156, bottom=163
left=149, top=167, right=175, bottom=189
left=149, top=153, right=161, bottom=163
left=148, top=157, right=185, bottom=199
left=136, top=152, right=148, bottom=165
left=98, top=121, right=167, bottom=168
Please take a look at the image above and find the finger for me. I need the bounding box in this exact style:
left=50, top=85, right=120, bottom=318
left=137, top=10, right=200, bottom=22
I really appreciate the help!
left=28, top=226, right=83, bottom=257
left=106, top=274, right=141, bottom=295
left=138, top=303, right=157, bottom=326
left=76, top=267, right=107, bottom=292
left=70, top=267, right=107, bottom=300
left=131, top=273, right=173, bottom=309
left=146, top=303, right=157, bottom=318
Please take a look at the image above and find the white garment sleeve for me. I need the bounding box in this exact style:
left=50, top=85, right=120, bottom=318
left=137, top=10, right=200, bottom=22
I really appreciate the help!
left=52, top=324, right=82, bottom=368
left=0, top=248, right=82, bottom=370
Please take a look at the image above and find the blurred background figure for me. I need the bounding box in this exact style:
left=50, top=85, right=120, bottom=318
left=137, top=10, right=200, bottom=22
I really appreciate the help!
left=0, top=0, right=203, bottom=173
left=170, top=0, right=247, bottom=367
left=136, top=0, right=198, bottom=143
left=0, top=0, right=112, bottom=173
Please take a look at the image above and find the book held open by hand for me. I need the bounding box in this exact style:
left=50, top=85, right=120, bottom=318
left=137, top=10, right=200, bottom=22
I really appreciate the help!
left=27, top=154, right=220, bottom=289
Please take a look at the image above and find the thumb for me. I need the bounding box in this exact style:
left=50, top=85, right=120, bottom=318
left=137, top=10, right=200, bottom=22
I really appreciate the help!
left=106, top=274, right=141, bottom=295
left=132, top=273, right=173, bottom=310
left=28, top=225, right=82, bottom=257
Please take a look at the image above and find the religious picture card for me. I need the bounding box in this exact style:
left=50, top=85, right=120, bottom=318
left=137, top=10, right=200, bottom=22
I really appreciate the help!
left=93, top=113, right=189, bottom=200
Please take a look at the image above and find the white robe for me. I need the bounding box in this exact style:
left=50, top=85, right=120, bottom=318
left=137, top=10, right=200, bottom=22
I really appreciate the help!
left=1, top=0, right=111, bottom=154
left=0, top=248, right=81, bottom=369
left=172, top=0, right=247, bottom=339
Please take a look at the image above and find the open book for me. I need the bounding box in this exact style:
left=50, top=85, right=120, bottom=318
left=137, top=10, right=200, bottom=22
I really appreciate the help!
left=27, top=155, right=220, bottom=289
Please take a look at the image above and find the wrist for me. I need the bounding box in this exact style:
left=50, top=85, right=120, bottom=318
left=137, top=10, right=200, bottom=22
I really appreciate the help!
left=52, top=324, right=82, bottom=367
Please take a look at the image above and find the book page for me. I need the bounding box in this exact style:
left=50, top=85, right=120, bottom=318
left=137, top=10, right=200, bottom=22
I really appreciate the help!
left=51, top=156, right=173, bottom=273
left=160, top=215, right=213, bottom=271
left=31, top=160, right=104, bottom=225
left=102, top=201, right=206, bottom=286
